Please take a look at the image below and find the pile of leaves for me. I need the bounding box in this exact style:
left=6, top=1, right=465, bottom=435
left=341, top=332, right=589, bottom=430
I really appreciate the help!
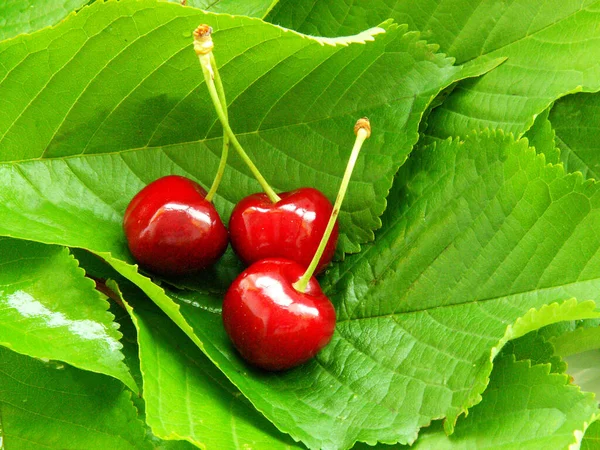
left=1, top=1, right=600, bottom=448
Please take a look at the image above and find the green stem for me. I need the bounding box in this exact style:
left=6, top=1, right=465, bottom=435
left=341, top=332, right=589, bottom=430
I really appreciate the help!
left=205, top=54, right=229, bottom=202
left=195, top=28, right=280, bottom=203
left=293, top=118, right=371, bottom=293
left=206, top=137, right=229, bottom=202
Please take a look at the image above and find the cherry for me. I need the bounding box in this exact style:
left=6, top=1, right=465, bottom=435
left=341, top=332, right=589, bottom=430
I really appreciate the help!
left=222, top=258, right=336, bottom=371
left=228, top=187, right=338, bottom=274
left=123, top=175, right=228, bottom=276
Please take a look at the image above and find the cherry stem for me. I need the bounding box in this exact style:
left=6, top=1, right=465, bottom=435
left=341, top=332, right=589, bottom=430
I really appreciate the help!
left=205, top=53, right=229, bottom=202
left=194, top=25, right=281, bottom=204
left=293, top=118, right=371, bottom=293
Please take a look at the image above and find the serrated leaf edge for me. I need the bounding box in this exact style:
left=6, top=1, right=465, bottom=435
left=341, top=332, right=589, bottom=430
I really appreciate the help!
left=444, top=298, right=600, bottom=436
left=502, top=355, right=596, bottom=450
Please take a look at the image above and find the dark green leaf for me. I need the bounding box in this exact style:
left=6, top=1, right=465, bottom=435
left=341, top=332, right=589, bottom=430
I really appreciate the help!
left=0, top=347, right=149, bottom=449
left=550, top=92, right=600, bottom=180
left=501, top=331, right=566, bottom=373
left=524, top=106, right=560, bottom=165
left=582, top=419, right=600, bottom=450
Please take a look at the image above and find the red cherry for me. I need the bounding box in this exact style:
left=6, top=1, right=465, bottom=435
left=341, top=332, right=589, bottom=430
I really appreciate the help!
left=228, top=188, right=338, bottom=274
left=123, top=175, right=228, bottom=276
left=222, top=258, right=336, bottom=371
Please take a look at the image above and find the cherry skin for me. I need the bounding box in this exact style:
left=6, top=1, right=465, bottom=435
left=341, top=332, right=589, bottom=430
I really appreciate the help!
left=228, top=188, right=338, bottom=274
left=123, top=175, right=228, bottom=276
left=222, top=258, right=336, bottom=371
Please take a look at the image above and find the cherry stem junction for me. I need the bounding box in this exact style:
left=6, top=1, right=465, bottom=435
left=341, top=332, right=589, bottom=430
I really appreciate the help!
left=293, top=118, right=371, bottom=293
left=194, top=25, right=281, bottom=204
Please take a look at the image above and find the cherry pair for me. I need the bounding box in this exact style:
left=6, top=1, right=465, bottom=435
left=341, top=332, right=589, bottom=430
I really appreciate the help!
left=123, top=179, right=336, bottom=276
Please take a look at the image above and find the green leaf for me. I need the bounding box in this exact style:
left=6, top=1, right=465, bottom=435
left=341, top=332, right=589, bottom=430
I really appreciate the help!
left=0, top=237, right=136, bottom=392
left=71, top=251, right=258, bottom=450
left=268, top=0, right=600, bottom=137
left=417, top=2, right=600, bottom=138
left=407, top=355, right=597, bottom=450
left=178, top=0, right=279, bottom=17
left=524, top=106, right=560, bottom=165
left=583, top=419, right=600, bottom=450
left=549, top=92, right=600, bottom=180
left=501, top=331, right=566, bottom=373
left=0, top=0, right=88, bottom=41
left=144, top=131, right=600, bottom=449
left=0, top=346, right=150, bottom=449
left=0, top=0, right=466, bottom=256
left=69, top=252, right=202, bottom=450
left=115, top=280, right=302, bottom=449
left=12, top=128, right=599, bottom=449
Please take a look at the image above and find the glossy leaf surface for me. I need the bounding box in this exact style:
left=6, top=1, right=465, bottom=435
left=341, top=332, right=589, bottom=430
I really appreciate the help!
left=0, top=238, right=135, bottom=391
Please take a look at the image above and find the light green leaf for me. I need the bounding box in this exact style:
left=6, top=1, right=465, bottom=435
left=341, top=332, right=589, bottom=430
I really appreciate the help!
left=407, top=355, right=597, bottom=450
left=0, top=0, right=467, bottom=255
left=268, top=0, right=600, bottom=137
left=0, top=0, right=88, bottom=41
left=549, top=92, right=600, bottom=180
left=0, top=346, right=150, bottom=449
left=115, top=280, right=302, bottom=449
left=178, top=0, right=279, bottom=17
left=0, top=237, right=136, bottom=392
